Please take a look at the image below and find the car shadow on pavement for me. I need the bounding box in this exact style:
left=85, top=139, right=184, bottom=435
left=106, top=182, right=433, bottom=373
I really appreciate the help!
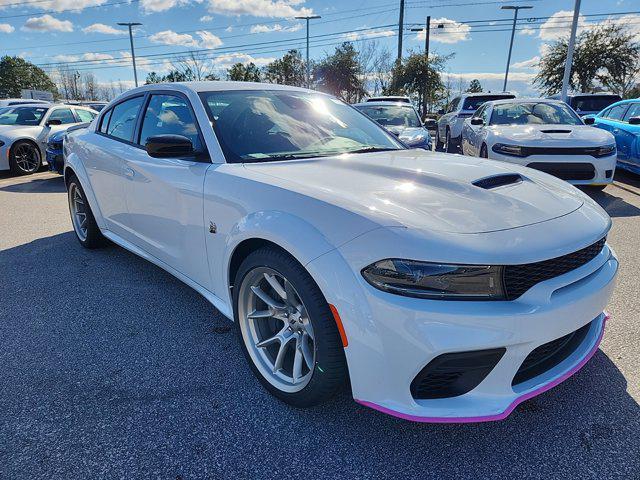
left=1, top=233, right=638, bottom=478
left=588, top=189, right=640, bottom=218
left=0, top=174, right=66, bottom=194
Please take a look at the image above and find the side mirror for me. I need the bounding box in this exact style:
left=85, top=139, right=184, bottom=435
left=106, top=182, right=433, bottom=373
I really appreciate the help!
left=470, top=117, right=484, bottom=126
left=629, top=116, right=640, bottom=125
left=437, top=109, right=445, bottom=115
left=46, top=119, right=62, bottom=126
left=145, top=134, right=195, bottom=158
left=583, top=117, right=595, bottom=125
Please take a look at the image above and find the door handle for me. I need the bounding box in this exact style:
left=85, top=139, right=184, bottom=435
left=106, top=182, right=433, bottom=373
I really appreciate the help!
left=124, top=166, right=135, bottom=177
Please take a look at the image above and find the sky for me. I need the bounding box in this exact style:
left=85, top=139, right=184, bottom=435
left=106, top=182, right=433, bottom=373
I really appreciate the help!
left=1, top=0, right=639, bottom=97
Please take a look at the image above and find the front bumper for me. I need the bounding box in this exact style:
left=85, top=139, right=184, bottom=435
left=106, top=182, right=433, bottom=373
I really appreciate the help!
left=46, top=148, right=64, bottom=174
left=308, top=235, right=618, bottom=422
left=489, top=151, right=617, bottom=186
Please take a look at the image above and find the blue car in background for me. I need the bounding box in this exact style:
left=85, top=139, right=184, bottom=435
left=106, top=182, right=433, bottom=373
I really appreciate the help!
left=585, top=99, right=640, bottom=175
left=46, top=123, right=90, bottom=174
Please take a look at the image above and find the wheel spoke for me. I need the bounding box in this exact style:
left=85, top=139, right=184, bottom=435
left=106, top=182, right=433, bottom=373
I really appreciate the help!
left=284, top=280, right=299, bottom=309
left=251, top=285, right=284, bottom=310
left=247, top=309, right=273, bottom=319
left=292, top=341, right=304, bottom=382
left=272, top=334, right=295, bottom=373
left=300, top=334, right=314, bottom=369
left=263, top=273, right=287, bottom=301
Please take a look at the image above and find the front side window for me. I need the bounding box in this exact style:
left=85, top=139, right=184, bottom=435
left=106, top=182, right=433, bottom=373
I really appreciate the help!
left=356, top=105, right=421, bottom=128
left=199, top=90, right=403, bottom=163
left=490, top=102, right=582, bottom=126
left=603, top=104, right=628, bottom=121
left=139, top=94, right=201, bottom=150
left=48, top=108, right=76, bottom=125
left=448, top=98, right=460, bottom=113
left=462, top=95, right=515, bottom=111
left=0, top=106, right=48, bottom=126
left=106, top=96, right=144, bottom=142
left=572, top=95, right=621, bottom=113
left=75, top=109, right=96, bottom=123
left=622, top=103, right=640, bottom=122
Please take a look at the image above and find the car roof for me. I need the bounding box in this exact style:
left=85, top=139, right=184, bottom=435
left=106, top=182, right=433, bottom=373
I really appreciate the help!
left=549, top=92, right=620, bottom=98
left=488, top=98, right=565, bottom=106
left=459, top=92, right=515, bottom=97
left=352, top=101, right=416, bottom=108
left=124, top=81, right=313, bottom=96
left=0, top=103, right=51, bottom=108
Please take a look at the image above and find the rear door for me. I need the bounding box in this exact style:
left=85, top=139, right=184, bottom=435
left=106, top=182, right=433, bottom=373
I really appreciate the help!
left=39, top=107, right=79, bottom=152
left=84, top=95, right=145, bottom=237
left=619, top=102, right=640, bottom=168
left=122, top=91, right=212, bottom=287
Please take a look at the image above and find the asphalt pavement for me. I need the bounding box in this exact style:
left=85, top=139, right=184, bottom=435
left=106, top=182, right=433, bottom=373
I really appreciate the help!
left=0, top=168, right=639, bottom=479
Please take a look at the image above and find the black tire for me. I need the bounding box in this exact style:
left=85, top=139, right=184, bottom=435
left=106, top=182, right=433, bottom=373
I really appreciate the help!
left=445, top=128, right=457, bottom=153
left=480, top=144, right=488, bottom=158
left=233, top=246, right=348, bottom=408
left=67, top=174, right=106, bottom=249
left=9, top=140, right=41, bottom=175
left=435, top=129, right=444, bottom=150
left=585, top=184, right=607, bottom=192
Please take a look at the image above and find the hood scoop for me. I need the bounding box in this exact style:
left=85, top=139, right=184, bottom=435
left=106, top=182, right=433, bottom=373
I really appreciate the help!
left=472, top=173, right=524, bottom=190
left=540, top=129, right=572, bottom=134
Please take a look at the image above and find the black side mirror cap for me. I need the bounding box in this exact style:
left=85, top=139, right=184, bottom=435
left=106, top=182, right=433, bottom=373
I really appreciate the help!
left=470, top=118, right=484, bottom=126
left=146, top=134, right=195, bottom=158
left=583, top=117, right=595, bottom=125
left=629, top=116, right=640, bottom=125
left=46, top=119, right=62, bottom=126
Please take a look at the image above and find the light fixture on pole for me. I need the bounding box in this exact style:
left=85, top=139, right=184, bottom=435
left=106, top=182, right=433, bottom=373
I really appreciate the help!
left=500, top=5, right=532, bottom=92
left=117, top=22, right=142, bottom=87
left=294, top=15, right=321, bottom=88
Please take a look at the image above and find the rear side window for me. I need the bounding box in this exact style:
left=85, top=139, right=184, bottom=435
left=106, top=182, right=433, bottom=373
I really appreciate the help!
left=99, top=109, right=112, bottom=133
left=622, top=103, right=640, bottom=122
left=48, top=108, right=76, bottom=124
left=138, top=94, right=202, bottom=150
left=462, top=95, right=515, bottom=111
left=603, top=104, right=628, bottom=121
left=106, top=96, right=144, bottom=142
left=75, top=109, right=96, bottom=123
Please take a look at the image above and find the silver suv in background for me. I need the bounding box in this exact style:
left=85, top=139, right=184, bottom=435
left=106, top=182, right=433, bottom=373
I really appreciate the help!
left=436, top=92, right=515, bottom=152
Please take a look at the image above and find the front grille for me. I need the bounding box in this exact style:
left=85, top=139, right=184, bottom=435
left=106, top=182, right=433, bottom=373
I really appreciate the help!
left=527, top=162, right=595, bottom=180
left=512, top=321, right=592, bottom=386
left=503, top=237, right=606, bottom=300
left=521, top=146, right=610, bottom=157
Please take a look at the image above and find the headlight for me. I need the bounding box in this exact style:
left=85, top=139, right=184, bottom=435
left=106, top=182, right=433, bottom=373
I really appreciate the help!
left=492, top=143, right=526, bottom=157
left=361, top=259, right=505, bottom=300
left=400, top=133, right=427, bottom=145
left=594, top=144, right=616, bottom=158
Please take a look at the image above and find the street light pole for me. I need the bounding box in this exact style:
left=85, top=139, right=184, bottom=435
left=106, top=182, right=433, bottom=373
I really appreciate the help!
left=117, top=22, right=142, bottom=87
left=295, top=15, right=321, bottom=88
left=561, top=0, right=581, bottom=103
left=411, top=16, right=432, bottom=116
left=501, top=5, right=532, bottom=92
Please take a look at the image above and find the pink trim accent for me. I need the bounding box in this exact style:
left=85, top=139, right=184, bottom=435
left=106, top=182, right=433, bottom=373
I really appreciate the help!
left=356, top=312, right=610, bottom=424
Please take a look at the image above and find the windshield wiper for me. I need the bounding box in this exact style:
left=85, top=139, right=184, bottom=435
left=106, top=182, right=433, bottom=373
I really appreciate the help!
left=346, top=146, right=399, bottom=154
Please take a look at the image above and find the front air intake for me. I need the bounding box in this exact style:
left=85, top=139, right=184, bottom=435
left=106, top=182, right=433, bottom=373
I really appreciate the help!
left=472, top=173, right=523, bottom=190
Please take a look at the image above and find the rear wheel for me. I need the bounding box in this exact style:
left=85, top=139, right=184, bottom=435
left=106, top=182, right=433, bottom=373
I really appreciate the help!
left=445, top=128, right=457, bottom=153
left=67, top=175, right=105, bottom=249
left=233, top=246, right=347, bottom=407
left=9, top=141, right=41, bottom=175
left=480, top=144, right=488, bottom=158
left=435, top=129, right=444, bottom=150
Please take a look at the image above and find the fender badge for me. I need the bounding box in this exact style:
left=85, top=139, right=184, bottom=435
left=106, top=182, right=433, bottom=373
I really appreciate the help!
left=209, top=222, right=217, bottom=234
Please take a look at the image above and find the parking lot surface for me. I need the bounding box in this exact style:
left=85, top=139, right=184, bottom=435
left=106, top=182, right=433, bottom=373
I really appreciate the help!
left=1, top=169, right=639, bottom=479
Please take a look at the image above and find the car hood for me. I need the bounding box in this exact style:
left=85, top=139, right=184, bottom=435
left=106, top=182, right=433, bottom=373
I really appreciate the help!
left=489, top=124, right=613, bottom=146
left=244, top=150, right=585, bottom=234
left=0, top=124, right=41, bottom=140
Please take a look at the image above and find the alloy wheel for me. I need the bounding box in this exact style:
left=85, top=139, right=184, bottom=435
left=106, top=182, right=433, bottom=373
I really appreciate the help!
left=13, top=144, right=40, bottom=173
left=68, top=183, right=88, bottom=242
left=238, top=267, right=316, bottom=393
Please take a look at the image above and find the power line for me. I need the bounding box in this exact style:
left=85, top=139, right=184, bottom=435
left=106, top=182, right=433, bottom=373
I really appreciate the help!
left=0, top=0, right=141, bottom=20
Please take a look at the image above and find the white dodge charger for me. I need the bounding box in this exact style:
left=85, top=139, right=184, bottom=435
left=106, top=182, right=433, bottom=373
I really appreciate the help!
left=461, top=99, right=617, bottom=190
left=63, top=82, right=618, bottom=423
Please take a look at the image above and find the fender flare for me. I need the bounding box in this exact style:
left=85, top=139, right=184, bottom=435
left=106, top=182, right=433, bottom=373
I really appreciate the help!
left=64, top=153, right=107, bottom=229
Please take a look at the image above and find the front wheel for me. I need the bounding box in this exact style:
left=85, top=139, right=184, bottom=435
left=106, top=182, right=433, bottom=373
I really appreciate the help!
left=480, top=144, right=488, bottom=158
left=445, top=129, right=457, bottom=153
left=233, top=246, right=348, bottom=407
left=67, top=175, right=105, bottom=249
left=9, top=141, right=41, bottom=175
left=435, top=129, right=444, bottom=150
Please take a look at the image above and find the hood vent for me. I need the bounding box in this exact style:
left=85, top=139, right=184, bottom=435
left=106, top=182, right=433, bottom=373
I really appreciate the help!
left=540, top=129, right=572, bottom=134
left=473, top=173, right=523, bottom=190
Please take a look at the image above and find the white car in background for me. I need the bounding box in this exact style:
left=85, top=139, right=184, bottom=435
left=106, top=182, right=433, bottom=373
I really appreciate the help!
left=461, top=99, right=617, bottom=190
left=63, top=82, right=617, bottom=422
left=0, top=103, right=98, bottom=175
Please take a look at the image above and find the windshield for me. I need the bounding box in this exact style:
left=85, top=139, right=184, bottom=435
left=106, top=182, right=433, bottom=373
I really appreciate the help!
left=490, top=102, right=582, bottom=126
left=0, top=106, right=48, bottom=126
left=462, top=95, right=514, bottom=111
left=356, top=104, right=421, bottom=128
left=571, top=95, right=621, bottom=113
left=200, top=90, right=403, bottom=163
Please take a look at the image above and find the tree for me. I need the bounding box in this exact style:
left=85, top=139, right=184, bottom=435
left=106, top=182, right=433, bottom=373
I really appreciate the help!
left=535, top=23, right=640, bottom=95
left=466, top=79, right=483, bottom=93
left=227, top=62, right=261, bottom=82
left=0, top=56, right=57, bottom=99
left=314, top=42, right=366, bottom=103
left=172, top=51, right=220, bottom=81
left=263, top=50, right=305, bottom=86
left=387, top=51, right=451, bottom=115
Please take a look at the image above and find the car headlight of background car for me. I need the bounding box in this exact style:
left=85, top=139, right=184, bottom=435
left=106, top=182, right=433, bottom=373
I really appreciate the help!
left=361, top=259, right=505, bottom=300
left=492, top=143, right=526, bottom=157
left=399, top=133, right=429, bottom=147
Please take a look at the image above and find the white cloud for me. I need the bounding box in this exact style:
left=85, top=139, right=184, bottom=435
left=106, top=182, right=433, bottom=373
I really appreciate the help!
left=419, top=17, right=470, bottom=44
left=538, top=10, right=587, bottom=41
left=22, top=15, right=73, bottom=32
left=512, top=56, right=539, bottom=70
left=213, top=52, right=275, bottom=67
left=205, top=0, right=312, bottom=18
left=149, top=29, right=222, bottom=49
left=53, top=52, right=114, bottom=62
left=200, top=15, right=213, bottom=22
left=83, top=52, right=114, bottom=61
left=82, top=23, right=127, bottom=35
left=197, top=30, right=223, bottom=48
left=447, top=71, right=535, bottom=82
left=120, top=51, right=153, bottom=71
left=344, top=27, right=395, bottom=41
left=0, top=0, right=108, bottom=12
left=140, top=0, right=190, bottom=13
left=250, top=23, right=302, bottom=33
left=519, top=27, right=535, bottom=36
left=0, top=23, right=14, bottom=33
left=225, top=26, right=233, bottom=32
